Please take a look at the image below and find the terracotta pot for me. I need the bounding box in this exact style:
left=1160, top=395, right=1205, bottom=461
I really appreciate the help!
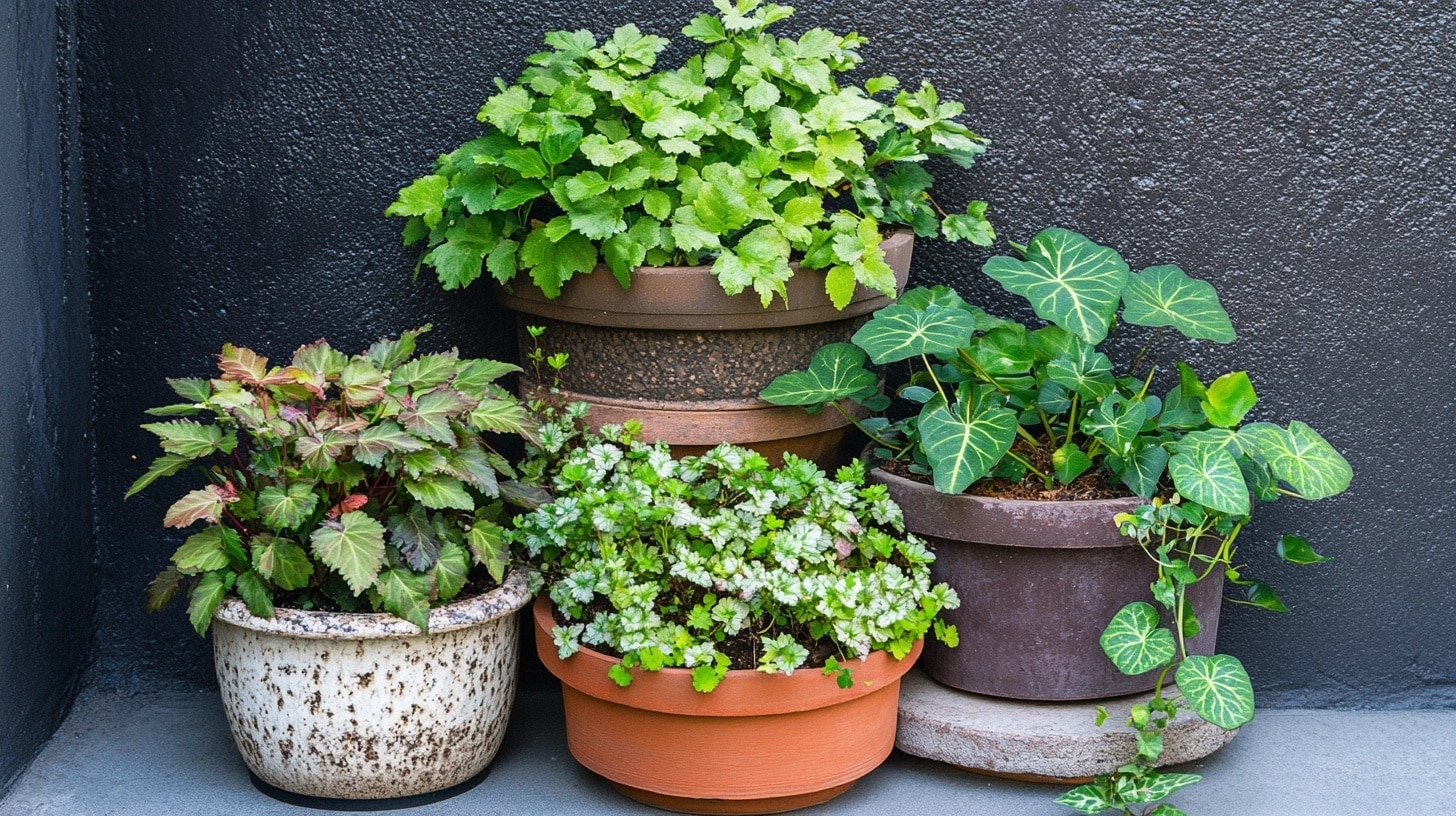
left=211, top=568, right=532, bottom=800
left=497, top=232, right=913, bottom=469
left=870, top=470, right=1224, bottom=701
left=532, top=596, right=920, bottom=815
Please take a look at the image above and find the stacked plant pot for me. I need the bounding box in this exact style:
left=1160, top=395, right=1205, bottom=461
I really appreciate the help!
left=496, top=232, right=912, bottom=469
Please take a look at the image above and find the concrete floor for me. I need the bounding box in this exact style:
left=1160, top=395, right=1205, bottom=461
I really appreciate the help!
left=3, top=686, right=1454, bottom=816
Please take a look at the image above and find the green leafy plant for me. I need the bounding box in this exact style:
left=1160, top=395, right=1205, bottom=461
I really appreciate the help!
left=761, top=227, right=1352, bottom=814
left=387, top=0, right=993, bottom=309
left=510, top=414, right=958, bottom=692
left=132, top=326, right=539, bottom=634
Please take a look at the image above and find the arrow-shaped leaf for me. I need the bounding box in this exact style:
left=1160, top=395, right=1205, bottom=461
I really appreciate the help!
left=1168, top=445, right=1250, bottom=516
left=982, top=228, right=1129, bottom=344
left=759, top=343, right=877, bottom=406
left=1238, top=421, right=1352, bottom=500
left=851, top=301, right=974, bottom=364
left=1122, top=264, right=1236, bottom=343
left=1100, top=601, right=1176, bottom=675
left=1277, top=534, right=1329, bottom=565
left=1176, top=654, right=1255, bottom=729
left=917, top=400, right=1017, bottom=494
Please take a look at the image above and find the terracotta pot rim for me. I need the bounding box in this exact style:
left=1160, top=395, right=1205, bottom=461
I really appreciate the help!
left=533, top=596, right=921, bottom=718
left=495, top=231, right=913, bottom=329
left=869, top=468, right=1147, bottom=550
left=213, top=567, right=533, bottom=639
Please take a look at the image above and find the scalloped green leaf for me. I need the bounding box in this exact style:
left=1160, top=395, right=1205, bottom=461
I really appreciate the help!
left=172, top=527, right=231, bottom=574
left=1122, top=264, right=1236, bottom=343
left=257, top=483, right=319, bottom=531
left=917, top=400, right=1018, bottom=494
left=1176, top=654, right=1255, bottom=729
left=187, top=572, right=228, bottom=636
left=401, top=390, right=472, bottom=445
left=1168, top=445, right=1250, bottom=516
left=235, top=570, right=274, bottom=619
left=125, top=453, right=194, bottom=499
left=851, top=301, right=974, bottom=364
left=354, top=421, right=429, bottom=466
left=434, top=541, right=471, bottom=601
left=981, top=228, right=1129, bottom=344
left=308, top=511, right=386, bottom=596
left=1100, top=602, right=1176, bottom=675
left=759, top=343, right=877, bottom=406
left=140, top=420, right=226, bottom=459
left=404, top=475, right=475, bottom=512
left=1238, top=421, right=1352, bottom=500
left=376, top=569, right=432, bottom=632
left=251, top=535, right=313, bottom=590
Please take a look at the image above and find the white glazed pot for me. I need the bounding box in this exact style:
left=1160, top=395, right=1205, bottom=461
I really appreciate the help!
left=211, top=567, right=532, bottom=799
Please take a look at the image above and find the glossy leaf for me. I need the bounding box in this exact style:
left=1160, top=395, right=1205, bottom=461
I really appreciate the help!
left=1244, top=581, right=1289, bottom=613
left=172, top=527, right=232, bottom=574
left=1121, top=264, right=1236, bottom=343
left=1176, top=654, right=1255, bottom=729
left=759, top=343, right=877, bottom=406
left=1202, top=371, right=1257, bottom=428
left=468, top=520, right=510, bottom=581
left=1119, top=443, right=1169, bottom=499
left=1055, top=782, right=1115, bottom=815
left=1100, top=602, right=1176, bottom=675
left=434, top=541, right=471, bottom=601
left=1052, top=442, right=1093, bottom=484
left=851, top=301, right=975, bottom=364
left=1277, top=534, right=1329, bottom=565
left=981, top=228, right=1129, bottom=344
left=1044, top=344, right=1115, bottom=400
left=1116, top=771, right=1203, bottom=805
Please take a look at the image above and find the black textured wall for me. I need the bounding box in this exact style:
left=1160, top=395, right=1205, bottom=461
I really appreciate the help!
left=79, top=0, right=1454, bottom=707
left=0, top=0, right=92, bottom=793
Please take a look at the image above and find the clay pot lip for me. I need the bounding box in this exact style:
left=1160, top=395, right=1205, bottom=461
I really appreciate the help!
left=495, top=231, right=913, bottom=330
left=868, top=467, right=1147, bottom=550
left=213, top=567, right=533, bottom=639
left=532, top=595, right=921, bottom=718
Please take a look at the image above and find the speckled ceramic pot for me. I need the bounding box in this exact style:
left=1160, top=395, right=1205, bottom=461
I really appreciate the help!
left=211, top=567, right=532, bottom=800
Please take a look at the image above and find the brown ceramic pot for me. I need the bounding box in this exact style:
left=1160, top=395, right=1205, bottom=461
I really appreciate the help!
left=869, top=469, right=1224, bottom=701
left=532, top=597, right=920, bottom=815
left=496, top=232, right=913, bottom=469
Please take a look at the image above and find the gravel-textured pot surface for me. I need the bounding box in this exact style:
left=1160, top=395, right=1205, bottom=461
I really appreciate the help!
left=533, top=597, right=920, bottom=815
left=211, top=568, right=532, bottom=800
left=500, top=233, right=912, bottom=469
left=871, top=469, right=1223, bottom=701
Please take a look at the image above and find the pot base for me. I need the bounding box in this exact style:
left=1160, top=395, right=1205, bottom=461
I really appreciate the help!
left=895, top=669, right=1238, bottom=782
left=247, top=766, right=490, bottom=811
left=608, top=780, right=857, bottom=815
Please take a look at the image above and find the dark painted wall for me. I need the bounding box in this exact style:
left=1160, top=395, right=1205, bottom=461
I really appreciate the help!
left=79, top=0, right=1454, bottom=707
left=0, top=0, right=92, bottom=793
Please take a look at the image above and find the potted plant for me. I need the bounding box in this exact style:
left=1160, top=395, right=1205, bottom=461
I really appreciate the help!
left=385, top=0, right=994, bottom=466
left=762, top=227, right=1352, bottom=813
left=508, top=410, right=959, bottom=814
left=130, top=326, right=538, bottom=804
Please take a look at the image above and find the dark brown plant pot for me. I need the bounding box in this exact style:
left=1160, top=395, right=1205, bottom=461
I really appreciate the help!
left=497, top=232, right=913, bottom=469
left=532, top=597, right=919, bottom=815
left=870, top=469, right=1224, bottom=701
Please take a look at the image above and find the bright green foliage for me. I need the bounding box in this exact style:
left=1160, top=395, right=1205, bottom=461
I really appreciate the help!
left=129, top=327, right=536, bottom=634
left=389, top=3, right=993, bottom=306
left=512, top=416, right=959, bottom=690
left=760, top=228, right=1352, bottom=816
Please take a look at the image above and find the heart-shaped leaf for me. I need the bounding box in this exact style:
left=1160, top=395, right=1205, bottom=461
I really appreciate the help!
left=982, top=228, right=1129, bottom=344
left=1243, top=581, right=1289, bottom=613
left=1121, top=264, right=1236, bottom=343
left=917, top=400, right=1018, bottom=494
left=1238, top=421, right=1352, bottom=500
left=1044, top=343, right=1115, bottom=400
left=1055, top=782, right=1116, bottom=815
left=1176, top=654, right=1255, bottom=729
left=759, top=343, right=878, bottom=406
left=1118, top=442, right=1169, bottom=499
left=375, top=568, right=432, bottom=631
left=257, top=482, right=319, bottom=531
left=1052, top=442, right=1093, bottom=484
left=1100, top=602, right=1176, bottom=675
left=1168, top=445, right=1250, bottom=516
left=851, top=301, right=974, bottom=364
left=1116, top=771, right=1203, bottom=805
left=1085, top=394, right=1148, bottom=454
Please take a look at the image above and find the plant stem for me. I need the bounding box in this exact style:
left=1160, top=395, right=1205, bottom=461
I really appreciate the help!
left=1005, top=450, right=1051, bottom=482
left=921, top=354, right=949, bottom=405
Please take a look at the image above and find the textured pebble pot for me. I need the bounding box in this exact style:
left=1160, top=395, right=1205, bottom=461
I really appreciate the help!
left=510, top=418, right=959, bottom=814
left=130, top=328, right=540, bottom=803
left=764, top=227, right=1352, bottom=812
left=387, top=2, right=996, bottom=467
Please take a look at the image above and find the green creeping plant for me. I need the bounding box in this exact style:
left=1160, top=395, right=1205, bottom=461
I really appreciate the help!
left=763, top=227, right=1353, bottom=814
